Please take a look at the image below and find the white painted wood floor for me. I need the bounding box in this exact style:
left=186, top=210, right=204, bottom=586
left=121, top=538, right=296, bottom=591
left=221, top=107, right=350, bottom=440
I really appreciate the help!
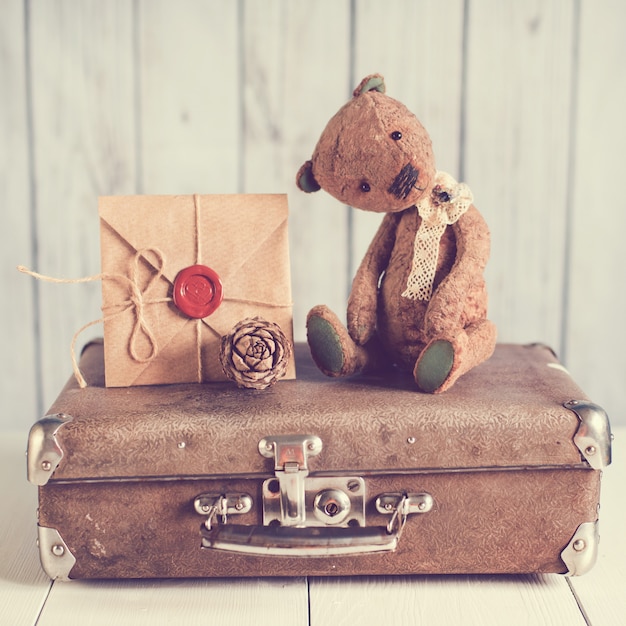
left=1, top=429, right=624, bottom=626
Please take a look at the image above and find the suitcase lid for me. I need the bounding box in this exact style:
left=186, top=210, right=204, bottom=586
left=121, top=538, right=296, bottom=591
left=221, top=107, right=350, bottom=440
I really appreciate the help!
left=29, top=341, right=611, bottom=484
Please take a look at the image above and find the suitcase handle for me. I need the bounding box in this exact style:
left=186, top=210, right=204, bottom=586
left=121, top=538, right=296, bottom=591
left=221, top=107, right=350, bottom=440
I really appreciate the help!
left=199, top=492, right=432, bottom=557
left=201, top=523, right=400, bottom=556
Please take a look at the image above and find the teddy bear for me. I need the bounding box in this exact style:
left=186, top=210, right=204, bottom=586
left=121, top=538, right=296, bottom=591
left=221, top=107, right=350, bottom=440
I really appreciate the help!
left=296, top=74, right=497, bottom=393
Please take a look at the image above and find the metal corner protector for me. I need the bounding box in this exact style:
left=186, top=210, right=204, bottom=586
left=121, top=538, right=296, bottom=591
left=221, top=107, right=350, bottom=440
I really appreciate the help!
left=560, top=520, right=599, bottom=576
left=27, top=413, right=73, bottom=485
left=37, top=525, right=76, bottom=581
left=564, top=400, right=612, bottom=470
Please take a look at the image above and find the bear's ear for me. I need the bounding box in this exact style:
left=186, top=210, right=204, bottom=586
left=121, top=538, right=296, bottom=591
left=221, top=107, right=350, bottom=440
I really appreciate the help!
left=353, top=74, right=386, bottom=97
left=296, top=160, right=321, bottom=193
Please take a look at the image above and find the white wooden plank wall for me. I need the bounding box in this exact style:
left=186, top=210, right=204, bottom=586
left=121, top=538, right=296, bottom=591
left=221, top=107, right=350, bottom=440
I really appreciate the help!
left=1, top=0, right=38, bottom=427
left=1, top=0, right=624, bottom=430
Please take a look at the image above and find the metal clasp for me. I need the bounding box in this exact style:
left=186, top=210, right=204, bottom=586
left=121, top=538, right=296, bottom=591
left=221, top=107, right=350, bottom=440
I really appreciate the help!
left=376, top=492, right=434, bottom=537
left=258, top=435, right=322, bottom=526
left=194, top=494, right=253, bottom=530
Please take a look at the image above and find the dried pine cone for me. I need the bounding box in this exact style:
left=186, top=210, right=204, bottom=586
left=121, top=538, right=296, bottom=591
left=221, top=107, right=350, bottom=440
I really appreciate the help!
left=220, top=317, right=292, bottom=390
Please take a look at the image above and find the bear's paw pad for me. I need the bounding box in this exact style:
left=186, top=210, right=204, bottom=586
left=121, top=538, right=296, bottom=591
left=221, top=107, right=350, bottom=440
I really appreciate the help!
left=307, top=314, right=345, bottom=375
left=414, top=340, right=454, bottom=393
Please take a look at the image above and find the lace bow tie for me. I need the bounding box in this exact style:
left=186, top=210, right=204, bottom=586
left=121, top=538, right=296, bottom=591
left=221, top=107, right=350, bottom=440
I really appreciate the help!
left=402, top=171, right=473, bottom=301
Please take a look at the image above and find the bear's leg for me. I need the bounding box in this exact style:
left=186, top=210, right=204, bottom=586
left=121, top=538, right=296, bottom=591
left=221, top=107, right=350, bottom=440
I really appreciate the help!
left=306, top=305, right=374, bottom=377
left=413, top=319, right=497, bottom=393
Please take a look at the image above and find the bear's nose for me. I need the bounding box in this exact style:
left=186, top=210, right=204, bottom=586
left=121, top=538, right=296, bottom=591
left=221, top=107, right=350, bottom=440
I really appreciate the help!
left=388, top=163, right=420, bottom=200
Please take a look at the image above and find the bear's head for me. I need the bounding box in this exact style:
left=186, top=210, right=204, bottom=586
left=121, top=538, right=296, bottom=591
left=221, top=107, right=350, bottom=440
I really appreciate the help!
left=296, top=74, right=437, bottom=213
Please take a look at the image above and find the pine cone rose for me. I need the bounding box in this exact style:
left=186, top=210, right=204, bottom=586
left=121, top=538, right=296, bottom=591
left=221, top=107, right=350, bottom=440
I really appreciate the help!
left=220, top=318, right=292, bottom=390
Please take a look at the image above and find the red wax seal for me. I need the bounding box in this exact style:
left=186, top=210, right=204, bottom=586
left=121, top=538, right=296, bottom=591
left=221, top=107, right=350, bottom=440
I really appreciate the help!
left=173, top=265, right=223, bottom=319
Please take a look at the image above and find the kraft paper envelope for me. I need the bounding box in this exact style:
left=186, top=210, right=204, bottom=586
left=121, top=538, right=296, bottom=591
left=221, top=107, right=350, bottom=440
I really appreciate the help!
left=99, top=194, right=295, bottom=387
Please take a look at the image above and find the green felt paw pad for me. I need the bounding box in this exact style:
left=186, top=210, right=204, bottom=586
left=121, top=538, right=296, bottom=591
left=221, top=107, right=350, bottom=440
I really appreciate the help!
left=415, top=340, right=454, bottom=393
left=307, top=315, right=345, bottom=374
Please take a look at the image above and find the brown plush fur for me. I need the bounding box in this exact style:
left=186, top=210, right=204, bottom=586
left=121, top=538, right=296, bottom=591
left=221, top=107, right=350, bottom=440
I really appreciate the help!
left=298, top=74, right=496, bottom=392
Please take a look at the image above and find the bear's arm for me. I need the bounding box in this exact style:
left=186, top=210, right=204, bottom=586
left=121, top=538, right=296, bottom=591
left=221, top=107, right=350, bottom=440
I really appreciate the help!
left=347, top=212, right=400, bottom=344
left=425, top=204, right=490, bottom=336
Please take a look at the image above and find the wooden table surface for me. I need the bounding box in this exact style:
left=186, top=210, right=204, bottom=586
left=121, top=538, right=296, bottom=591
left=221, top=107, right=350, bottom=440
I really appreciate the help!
left=1, top=428, right=623, bottom=626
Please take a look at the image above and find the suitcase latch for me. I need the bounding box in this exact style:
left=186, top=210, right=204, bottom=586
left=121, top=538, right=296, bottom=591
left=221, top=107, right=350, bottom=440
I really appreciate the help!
left=194, top=494, right=253, bottom=531
left=258, top=434, right=322, bottom=526
left=194, top=435, right=434, bottom=557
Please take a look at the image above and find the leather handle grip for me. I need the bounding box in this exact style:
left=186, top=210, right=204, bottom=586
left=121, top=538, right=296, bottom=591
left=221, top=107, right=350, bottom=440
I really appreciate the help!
left=201, top=523, right=400, bottom=556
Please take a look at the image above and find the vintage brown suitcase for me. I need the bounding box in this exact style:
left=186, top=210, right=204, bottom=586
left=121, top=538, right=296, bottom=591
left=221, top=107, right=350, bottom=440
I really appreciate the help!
left=27, top=340, right=612, bottom=580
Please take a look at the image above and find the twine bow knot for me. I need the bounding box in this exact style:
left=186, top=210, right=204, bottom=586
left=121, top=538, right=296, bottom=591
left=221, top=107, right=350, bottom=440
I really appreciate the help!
left=18, top=247, right=171, bottom=387
left=111, top=248, right=170, bottom=364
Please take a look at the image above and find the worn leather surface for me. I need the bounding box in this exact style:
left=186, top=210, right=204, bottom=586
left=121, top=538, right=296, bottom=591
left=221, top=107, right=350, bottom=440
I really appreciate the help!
left=35, top=342, right=603, bottom=578
left=39, top=467, right=600, bottom=578
left=44, top=342, right=587, bottom=481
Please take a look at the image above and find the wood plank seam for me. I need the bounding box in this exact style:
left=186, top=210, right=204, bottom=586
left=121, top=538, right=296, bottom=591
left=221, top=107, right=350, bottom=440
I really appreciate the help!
left=23, top=0, right=44, bottom=420
left=558, top=0, right=582, bottom=365
left=566, top=578, right=592, bottom=626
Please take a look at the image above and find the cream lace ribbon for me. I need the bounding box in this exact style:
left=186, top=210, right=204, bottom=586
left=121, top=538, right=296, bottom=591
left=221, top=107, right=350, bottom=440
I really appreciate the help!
left=402, top=171, right=473, bottom=301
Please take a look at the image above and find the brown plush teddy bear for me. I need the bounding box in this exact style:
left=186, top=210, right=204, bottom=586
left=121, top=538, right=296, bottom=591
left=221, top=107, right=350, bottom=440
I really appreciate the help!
left=296, top=74, right=497, bottom=393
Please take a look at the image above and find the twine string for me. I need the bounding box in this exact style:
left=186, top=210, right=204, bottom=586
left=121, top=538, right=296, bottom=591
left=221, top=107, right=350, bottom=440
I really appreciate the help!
left=194, top=194, right=203, bottom=382
left=194, top=193, right=202, bottom=266
left=124, top=248, right=168, bottom=363
left=17, top=247, right=170, bottom=387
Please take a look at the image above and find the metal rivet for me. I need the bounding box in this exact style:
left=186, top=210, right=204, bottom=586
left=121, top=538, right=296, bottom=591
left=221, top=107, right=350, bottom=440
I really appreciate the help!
left=41, top=461, right=52, bottom=471
left=585, top=445, right=597, bottom=456
left=417, top=501, right=427, bottom=511
left=51, top=544, right=65, bottom=557
left=177, top=442, right=186, bottom=449
left=407, top=437, right=416, bottom=445
left=573, top=539, right=586, bottom=552
left=201, top=504, right=211, bottom=513
left=384, top=502, right=394, bottom=511
left=265, top=443, right=273, bottom=451
left=235, top=501, right=244, bottom=511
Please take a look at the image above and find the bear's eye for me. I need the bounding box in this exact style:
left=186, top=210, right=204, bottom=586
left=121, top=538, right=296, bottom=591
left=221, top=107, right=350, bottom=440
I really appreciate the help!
left=390, top=131, right=402, bottom=141
left=360, top=181, right=371, bottom=192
